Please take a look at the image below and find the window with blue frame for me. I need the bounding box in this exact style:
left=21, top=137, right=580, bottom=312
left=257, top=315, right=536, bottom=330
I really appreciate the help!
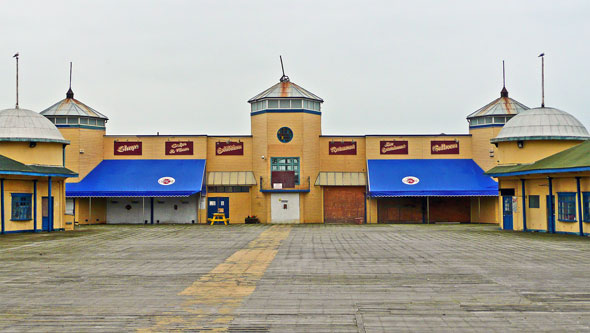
left=558, top=192, right=577, bottom=222
left=11, top=193, right=32, bottom=221
left=529, top=195, right=540, bottom=209
left=583, top=192, right=590, bottom=222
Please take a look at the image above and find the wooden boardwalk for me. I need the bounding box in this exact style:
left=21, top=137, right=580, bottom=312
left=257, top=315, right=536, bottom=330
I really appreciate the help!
left=1, top=224, right=589, bottom=332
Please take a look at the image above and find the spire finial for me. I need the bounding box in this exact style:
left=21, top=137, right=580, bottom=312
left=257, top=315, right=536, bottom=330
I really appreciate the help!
left=539, top=53, right=545, bottom=107
left=66, top=62, right=74, bottom=99
left=13, top=52, right=19, bottom=109
left=279, top=55, right=290, bottom=82
left=500, top=60, right=508, bottom=97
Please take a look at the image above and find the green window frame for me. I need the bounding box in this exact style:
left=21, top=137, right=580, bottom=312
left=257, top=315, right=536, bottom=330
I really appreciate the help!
left=558, top=192, right=577, bottom=222
left=583, top=192, right=590, bottom=222
left=11, top=193, right=32, bottom=221
left=270, top=157, right=300, bottom=185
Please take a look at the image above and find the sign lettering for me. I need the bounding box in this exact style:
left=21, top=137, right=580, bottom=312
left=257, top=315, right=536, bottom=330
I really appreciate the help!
left=114, top=141, right=142, bottom=155
left=431, top=140, right=460, bottom=154
left=216, top=141, right=244, bottom=155
left=380, top=140, right=408, bottom=154
left=329, top=141, right=357, bottom=155
left=165, top=141, right=193, bottom=155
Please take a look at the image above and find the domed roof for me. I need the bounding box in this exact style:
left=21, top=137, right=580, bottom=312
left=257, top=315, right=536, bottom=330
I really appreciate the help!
left=491, top=107, right=590, bottom=143
left=40, top=90, right=108, bottom=119
left=0, top=108, right=69, bottom=144
left=248, top=79, right=323, bottom=103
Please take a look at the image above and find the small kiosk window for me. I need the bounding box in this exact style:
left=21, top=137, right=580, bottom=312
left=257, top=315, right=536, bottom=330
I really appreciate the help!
left=558, top=193, right=577, bottom=222
left=11, top=193, right=32, bottom=221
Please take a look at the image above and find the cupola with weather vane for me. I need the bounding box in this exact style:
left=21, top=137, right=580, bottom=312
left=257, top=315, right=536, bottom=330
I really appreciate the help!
left=41, top=63, right=108, bottom=129
left=248, top=56, right=323, bottom=115
left=467, top=61, right=529, bottom=128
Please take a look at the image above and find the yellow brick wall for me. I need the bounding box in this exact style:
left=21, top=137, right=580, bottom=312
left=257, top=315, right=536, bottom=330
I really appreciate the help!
left=366, top=198, right=378, bottom=223
left=523, top=178, right=550, bottom=231
left=365, top=136, right=473, bottom=159
left=78, top=129, right=106, bottom=180
left=496, top=140, right=583, bottom=165
left=0, top=142, right=64, bottom=166
left=59, top=127, right=106, bottom=182
left=103, top=136, right=208, bottom=159
left=319, top=137, right=366, bottom=172
left=205, top=192, right=252, bottom=224
left=469, top=126, right=502, bottom=171
left=206, top=137, right=253, bottom=171
left=470, top=196, right=498, bottom=223
left=1, top=177, right=67, bottom=232
left=301, top=113, right=322, bottom=222
left=60, top=128, right=80, bottom=177
left=251, top=113, right=269, bottom=222
left=75, top=197, right=107, bottom=224
left=250, top=112, right=323, bottom=223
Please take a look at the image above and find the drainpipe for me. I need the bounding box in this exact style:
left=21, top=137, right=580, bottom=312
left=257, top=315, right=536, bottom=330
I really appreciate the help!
left=548, top=177, right=554, bottom=234
left=48, top=176, right=52, bottom=232
left=1, top=179, right=4, bottom=235
left=577, top=177, right=584, bottom=236
left=521, top=179, right=527, bottom=232
left=33, top=180, right=37, bottom=232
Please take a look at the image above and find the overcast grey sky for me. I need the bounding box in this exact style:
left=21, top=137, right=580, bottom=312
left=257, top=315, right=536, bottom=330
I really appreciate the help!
left=0, top=1, right=589, bottom=136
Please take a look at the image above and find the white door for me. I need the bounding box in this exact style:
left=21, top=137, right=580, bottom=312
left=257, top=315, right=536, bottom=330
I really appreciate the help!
left=153, top=195, right=198, bottom=224
left=107, top=197, right=147, bottom=224
left=271, top=193, right=300, bottom=223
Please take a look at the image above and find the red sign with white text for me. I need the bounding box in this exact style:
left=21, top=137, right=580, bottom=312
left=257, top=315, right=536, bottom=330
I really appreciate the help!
left=114, top=141, right=142, bottom=155
left=329, top=141, right=357, bottom=155
left=431, top=140, right=460, bottom=154
left=380, top=140, right=408, bottom=154
left=216, top=142, right=244, bottom=155
left=165, top=141, right=193, bottom=155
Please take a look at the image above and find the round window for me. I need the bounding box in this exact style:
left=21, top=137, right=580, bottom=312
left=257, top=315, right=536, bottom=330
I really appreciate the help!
left=277, top=127, right=293, bottom=143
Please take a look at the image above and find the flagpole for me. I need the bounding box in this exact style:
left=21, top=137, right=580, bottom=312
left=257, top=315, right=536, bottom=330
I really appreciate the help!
left=14, top=53, right=19, bottom=109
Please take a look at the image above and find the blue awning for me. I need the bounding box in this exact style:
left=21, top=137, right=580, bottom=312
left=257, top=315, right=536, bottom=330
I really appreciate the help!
left=367, top=159, right=497, bottom=197
left=67, top=159, right=206, bottom=197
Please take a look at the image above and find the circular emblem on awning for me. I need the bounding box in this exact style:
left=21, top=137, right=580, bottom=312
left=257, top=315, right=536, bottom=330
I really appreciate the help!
left=158, top=177, right=175, bottom=186
left=402, top=176, right=419, bottom=185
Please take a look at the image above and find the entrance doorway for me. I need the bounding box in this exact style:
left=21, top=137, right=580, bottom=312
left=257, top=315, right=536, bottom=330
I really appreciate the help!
left=208, top=197, right=229, bottom=220
left=546, top=195, right=555, bottom=233
left=378, top=198, right=423, bottom=223
left=270, top=193, right=300, bottom=223
left=502, top=196, right=513, bottom=230
left=323, top=187, right=364, bottom=224
left=41, top=197, right=53, bottom=231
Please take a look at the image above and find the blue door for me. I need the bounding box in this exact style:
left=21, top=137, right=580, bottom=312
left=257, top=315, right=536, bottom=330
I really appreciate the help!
left=546, top=195, right=555, bottom=233
left=502, top=196, right=513, bottom=230
left=41, top=197, right=53, bottom=232
left=207, top=197, right=229, bottom=220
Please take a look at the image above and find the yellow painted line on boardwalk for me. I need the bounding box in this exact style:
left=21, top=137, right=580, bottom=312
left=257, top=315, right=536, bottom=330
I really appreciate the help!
left=139, top=225, right=291, bottom=332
